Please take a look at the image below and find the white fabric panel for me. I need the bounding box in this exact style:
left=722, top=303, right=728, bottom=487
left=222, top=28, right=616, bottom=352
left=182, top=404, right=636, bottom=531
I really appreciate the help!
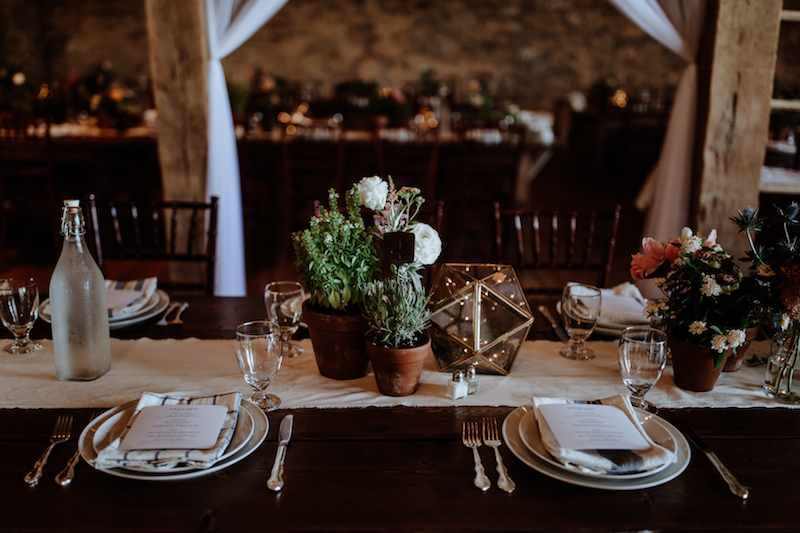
left=205, top=0, right=289, bottom=295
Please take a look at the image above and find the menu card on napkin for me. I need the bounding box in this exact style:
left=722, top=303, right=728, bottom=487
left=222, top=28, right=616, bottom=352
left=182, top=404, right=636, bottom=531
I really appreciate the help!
left=119, top=405, right=228, bottom=451
left=537, top=403, right=650, bottom=451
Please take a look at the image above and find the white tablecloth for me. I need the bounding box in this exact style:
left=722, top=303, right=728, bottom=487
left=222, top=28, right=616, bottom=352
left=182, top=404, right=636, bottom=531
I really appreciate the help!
left=0, top=338, right=791, bottom=409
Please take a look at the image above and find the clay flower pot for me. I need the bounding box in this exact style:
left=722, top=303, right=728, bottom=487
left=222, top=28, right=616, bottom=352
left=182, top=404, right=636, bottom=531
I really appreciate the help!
left=669, top=335, right=729, bottom=392
left=302, top=300, right=370, bottom=380
left=365, top=333, right=431, bottom=397
left=723, top=326, right=760, bottom=372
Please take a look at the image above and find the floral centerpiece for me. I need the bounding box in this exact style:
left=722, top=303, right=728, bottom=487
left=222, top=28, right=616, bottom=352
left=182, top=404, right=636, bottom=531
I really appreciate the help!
left=631, top=227, right=751, bottom=367
left=731, top=203, right=800, bottom=403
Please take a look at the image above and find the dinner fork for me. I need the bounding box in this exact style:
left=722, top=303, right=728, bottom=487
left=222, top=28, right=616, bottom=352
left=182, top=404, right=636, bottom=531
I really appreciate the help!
left=24, top=415, right=73, bottom=486
left=462, top=421, right=490, bottom=491
left=170, top=302, right=189, bottom=324
left=156, top=301, right=181, bottom=326
left=55, top=411, right=101, bottom=486
left=483, top=417, right=516, bottom=493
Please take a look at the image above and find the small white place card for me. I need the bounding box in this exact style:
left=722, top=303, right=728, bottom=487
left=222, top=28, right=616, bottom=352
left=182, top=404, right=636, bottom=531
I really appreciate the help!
left=119, top=405, right=227, bottom=451
left=538, top=403, right=649, bottom=450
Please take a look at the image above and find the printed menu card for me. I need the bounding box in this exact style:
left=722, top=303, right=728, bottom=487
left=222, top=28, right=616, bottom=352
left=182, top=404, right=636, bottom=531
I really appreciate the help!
left=538, top=403, right=650, bottom=450
left=119, top=405, right=228, bottom=451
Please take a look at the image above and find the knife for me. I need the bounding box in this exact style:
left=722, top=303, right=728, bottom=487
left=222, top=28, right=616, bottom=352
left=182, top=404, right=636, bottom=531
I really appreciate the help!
left=267, top=414, right=294, bottom=491
left=679, top=420, right=750, bottom=500
left=538, top=305, right=569, bottom=343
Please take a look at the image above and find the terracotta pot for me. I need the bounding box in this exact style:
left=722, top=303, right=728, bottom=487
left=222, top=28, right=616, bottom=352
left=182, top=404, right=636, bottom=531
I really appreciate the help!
left=365, top=334, right=431, bottom=397
left=669, top=336, right=729, bottom=392
left=723, top=326, right=760, bottom=372
left=302, top=301, right=370, bottom=380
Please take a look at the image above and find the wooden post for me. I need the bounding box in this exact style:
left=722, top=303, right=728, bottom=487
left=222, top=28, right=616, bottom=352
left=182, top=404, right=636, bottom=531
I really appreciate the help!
left=693, top=0, right=782, bottom=257
left=143, top=0, right=209, bottom=203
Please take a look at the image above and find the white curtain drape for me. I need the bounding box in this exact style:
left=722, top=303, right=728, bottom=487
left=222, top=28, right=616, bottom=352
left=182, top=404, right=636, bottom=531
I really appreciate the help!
left=607, top=0, right=706, bottom=244
left=206, top=0, right=289, bottom=295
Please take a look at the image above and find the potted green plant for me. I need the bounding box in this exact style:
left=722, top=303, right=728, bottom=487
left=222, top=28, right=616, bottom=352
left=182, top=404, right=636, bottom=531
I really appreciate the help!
left=292, top=186, right=379, bottom=379
left=355, top=176, right=442, bottom=396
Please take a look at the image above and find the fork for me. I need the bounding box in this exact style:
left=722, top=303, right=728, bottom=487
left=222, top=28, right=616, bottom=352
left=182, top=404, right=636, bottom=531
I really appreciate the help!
left=24, top=415, right=73, bottom=486
left=170, top=302, right=189, bottom=324
left=483, top=417, right=516, bottom=493
left=462, top=421, right=490, bottom=491
left=55, top=411, right=101, bottom=486
left=156, top=301, right=181, bottom=326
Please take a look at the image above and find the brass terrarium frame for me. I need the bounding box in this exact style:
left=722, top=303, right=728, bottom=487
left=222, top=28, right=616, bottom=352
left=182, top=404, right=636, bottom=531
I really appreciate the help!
left=428, top=264, right=534, bottom=375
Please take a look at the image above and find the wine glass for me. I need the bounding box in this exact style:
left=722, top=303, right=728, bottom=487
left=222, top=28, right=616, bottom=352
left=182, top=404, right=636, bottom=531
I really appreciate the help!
left=0, top=278, right=43, bottom=355
left=234, top=321, right=283, bottom=411
left=618, top=326, right=668, bottom=413
left=264, top=281, right=305, bottom=358
left=559, top=284, right=602, bottom=360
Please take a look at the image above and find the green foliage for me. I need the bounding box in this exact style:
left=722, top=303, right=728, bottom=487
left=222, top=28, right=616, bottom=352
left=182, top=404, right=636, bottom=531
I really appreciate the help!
left=292, top=187, right=379, bottom=313
left=362, top=274, right=432, bottom=349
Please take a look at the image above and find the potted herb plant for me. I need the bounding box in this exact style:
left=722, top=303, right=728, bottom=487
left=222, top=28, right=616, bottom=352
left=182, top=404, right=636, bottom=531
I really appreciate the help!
left=292, top=187, right=379, bottom=379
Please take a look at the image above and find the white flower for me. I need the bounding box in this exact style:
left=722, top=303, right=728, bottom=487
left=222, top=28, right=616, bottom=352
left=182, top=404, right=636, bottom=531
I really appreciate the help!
left=726, top=329, right=746, bottom=349
left=357, top=176, right=389, bottom=211
left=689, top=321, right=707, bottom=335
left=700, top=274, right=722, bottom=297
left=409, top=222, right=442, bottom=265
left=711, top=334, right=729, bottom=353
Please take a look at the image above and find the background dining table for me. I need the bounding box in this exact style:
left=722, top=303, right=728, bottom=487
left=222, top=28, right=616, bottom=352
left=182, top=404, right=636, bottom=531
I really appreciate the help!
left=1, top=294, right=798, bottom=532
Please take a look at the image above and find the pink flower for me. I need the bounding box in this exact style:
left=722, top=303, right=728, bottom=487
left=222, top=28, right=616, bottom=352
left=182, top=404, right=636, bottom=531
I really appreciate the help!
left=665, top=239, right=681, bottom=263
left=630, top=238, right=667, bottom=279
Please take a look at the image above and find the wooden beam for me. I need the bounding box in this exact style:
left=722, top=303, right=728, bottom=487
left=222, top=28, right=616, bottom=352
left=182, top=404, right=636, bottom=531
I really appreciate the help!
left=143, top=0, right=209, bottom=203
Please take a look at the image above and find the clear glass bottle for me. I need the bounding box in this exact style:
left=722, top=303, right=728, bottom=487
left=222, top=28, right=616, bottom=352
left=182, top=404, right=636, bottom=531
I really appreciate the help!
left=50, top=199, right=111, bottom=381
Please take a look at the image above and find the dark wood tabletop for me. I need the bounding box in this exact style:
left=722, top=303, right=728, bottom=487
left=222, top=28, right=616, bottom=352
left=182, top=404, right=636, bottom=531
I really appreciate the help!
left=4, top=296, right=799, bottom=532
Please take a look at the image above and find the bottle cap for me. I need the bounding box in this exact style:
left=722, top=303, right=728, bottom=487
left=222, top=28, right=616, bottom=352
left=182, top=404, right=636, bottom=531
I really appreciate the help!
left=452, top=369, right=464, bottom=382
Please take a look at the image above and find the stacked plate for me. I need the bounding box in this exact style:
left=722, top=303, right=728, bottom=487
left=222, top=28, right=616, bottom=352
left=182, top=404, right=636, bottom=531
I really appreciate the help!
left=78, top=397, right=268, bottom=481
left=39, top=290, right=171, bottom=331
left=502, top=404, right=690, bottom=490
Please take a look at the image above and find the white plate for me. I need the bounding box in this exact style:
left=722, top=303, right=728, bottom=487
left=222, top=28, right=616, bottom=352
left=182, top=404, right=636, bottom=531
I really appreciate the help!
left=90, top=400, right=255, bottom=473
left=40, top=290, right=170, bottom=331
left=502, top=404, right=690, bottom=490
left=40, top=289, right=160, bottom=323
left=517, top=409, right=674, bottom=480
left=79, top=399, right=268, bottom=481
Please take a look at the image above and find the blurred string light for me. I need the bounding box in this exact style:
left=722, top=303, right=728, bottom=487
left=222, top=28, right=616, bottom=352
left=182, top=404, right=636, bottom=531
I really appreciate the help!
left=610, top=88, right=628, bottom=108
left=37, top=84, right=52, bottom=100
left=277, top=102, right=312, bottom=135
left=414, top=107, right=438, bottom=134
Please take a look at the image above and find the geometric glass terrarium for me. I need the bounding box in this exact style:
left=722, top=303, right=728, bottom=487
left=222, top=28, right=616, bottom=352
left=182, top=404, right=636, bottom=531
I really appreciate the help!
left=428, top=264, right=534, bottom=375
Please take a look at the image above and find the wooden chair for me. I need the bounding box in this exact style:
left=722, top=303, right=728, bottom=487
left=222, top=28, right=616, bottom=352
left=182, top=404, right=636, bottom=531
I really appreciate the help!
left=86, top=194, right=219, bottom=295
left=493, top=203, right=621, bottom=295
left=0, top=115, right=59, bottom=265
left=373, top=126, right=440, bottom=202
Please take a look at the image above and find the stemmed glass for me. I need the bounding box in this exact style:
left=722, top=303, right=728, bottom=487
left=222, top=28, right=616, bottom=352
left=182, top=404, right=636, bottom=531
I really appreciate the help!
left=264, top=281, right=305, bottom=358
left=234, top=321, right=283, bottom=411
left=618, top=326, right=668, bottom=413
left=559, top=284, right=602, bottom=360
left=0, top=278, right=43, bottom=355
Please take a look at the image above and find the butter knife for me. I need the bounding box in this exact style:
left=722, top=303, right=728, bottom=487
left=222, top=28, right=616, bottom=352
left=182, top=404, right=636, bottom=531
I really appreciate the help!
left=267, top=414, right=294, bottom=491
left=680, top=420, right=750, bottom=500
left=538, top=305, right=569, bottom=343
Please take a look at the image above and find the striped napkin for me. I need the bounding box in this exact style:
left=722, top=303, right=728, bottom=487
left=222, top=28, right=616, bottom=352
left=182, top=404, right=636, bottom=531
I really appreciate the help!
left=532, top=394, right=676, bottom=475
left=93, top=391, right=242, bottom=470
left=105, top=278, right=158, bottom=318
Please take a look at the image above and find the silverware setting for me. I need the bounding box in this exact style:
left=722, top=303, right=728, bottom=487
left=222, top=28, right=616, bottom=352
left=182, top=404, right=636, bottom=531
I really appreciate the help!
left=55, top=410, right=101, bottom=486
left=24, top=415, right=73, bottom=486
left=267, top=414, right=294, bottom=492
left=156, top=301, right=181, bottom=326
left=680, top=420, right=750, bottom=500
left=482, top=417, right=515, bottom=493
left=462, top=421, right=490, bottom=491
left=170, top=302, right=189, bottom=325
left=538, top=305, right=569, bottom=343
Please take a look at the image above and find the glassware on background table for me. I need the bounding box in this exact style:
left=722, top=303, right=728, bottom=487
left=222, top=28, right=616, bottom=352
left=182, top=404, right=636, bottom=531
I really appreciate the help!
left=559, top=284, right=602, bottom=360
left=264, top=281, right=305, bottom=358
left=618, top=326, right=668, bottom=413
left=0, top=278, right=43, bottom=354
left=235, top=320, right=283, bottom=411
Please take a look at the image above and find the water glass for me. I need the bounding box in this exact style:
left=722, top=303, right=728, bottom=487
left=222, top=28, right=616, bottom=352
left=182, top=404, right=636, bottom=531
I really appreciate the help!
left=234, top=321, right=283, bottom=411
left=264, top=281, right=305, bottom=358
left=618, top=326, right=668, bottom=413
left=559, top=284, right=602, bottom=360
left=0, top=278, right=43, bottom=355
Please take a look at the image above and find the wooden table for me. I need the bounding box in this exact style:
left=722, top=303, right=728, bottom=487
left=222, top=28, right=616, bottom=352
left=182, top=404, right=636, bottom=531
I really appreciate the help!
left=4, top=296, right=798, bottom=532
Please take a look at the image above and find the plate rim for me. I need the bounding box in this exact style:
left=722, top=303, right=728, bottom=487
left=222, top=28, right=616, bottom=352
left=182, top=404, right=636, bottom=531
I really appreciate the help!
left=41, top=290, right=170, bottom=331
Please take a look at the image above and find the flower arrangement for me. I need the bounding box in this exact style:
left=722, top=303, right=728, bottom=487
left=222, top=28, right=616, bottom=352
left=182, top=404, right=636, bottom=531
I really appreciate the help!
left=630, top=227, right=751, bottom=367
left=291, top=187, right=379, bottom=313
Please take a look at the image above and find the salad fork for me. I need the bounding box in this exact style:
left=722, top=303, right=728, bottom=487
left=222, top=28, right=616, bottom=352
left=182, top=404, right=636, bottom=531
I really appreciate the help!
left=170, top=302, right=189, bottom=324
left=55, top=411, right=101, bottom=486
left=24, top=415, right=73, bottom=486
left=156, top=301, right=181, bottom=326
left=483, top=417, right=516, bottom=493
left=462, top=421, right=490, bottom=491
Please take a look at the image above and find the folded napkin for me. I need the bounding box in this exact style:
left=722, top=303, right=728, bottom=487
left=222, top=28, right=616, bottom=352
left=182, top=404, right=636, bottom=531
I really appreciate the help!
left=105, top=278, right=158, bottom=318
left=598, top=282, right=648, bottom=327
left=93, top=391, right=242, bottom=470
left=532, top=394, right=676, bottom=475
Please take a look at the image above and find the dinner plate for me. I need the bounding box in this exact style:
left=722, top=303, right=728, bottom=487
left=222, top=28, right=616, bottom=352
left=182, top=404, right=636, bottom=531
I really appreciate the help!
left=40, top=289, right=160, bottom=323
left=502, top=404, right=690, bottom=490
left=79, top=399, right=268, bottom=481
left=517, top=409, right=674, bottom=480
left=40, top=290, right=170, bottom=331
left=90, top=400, right=255, bottom=473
